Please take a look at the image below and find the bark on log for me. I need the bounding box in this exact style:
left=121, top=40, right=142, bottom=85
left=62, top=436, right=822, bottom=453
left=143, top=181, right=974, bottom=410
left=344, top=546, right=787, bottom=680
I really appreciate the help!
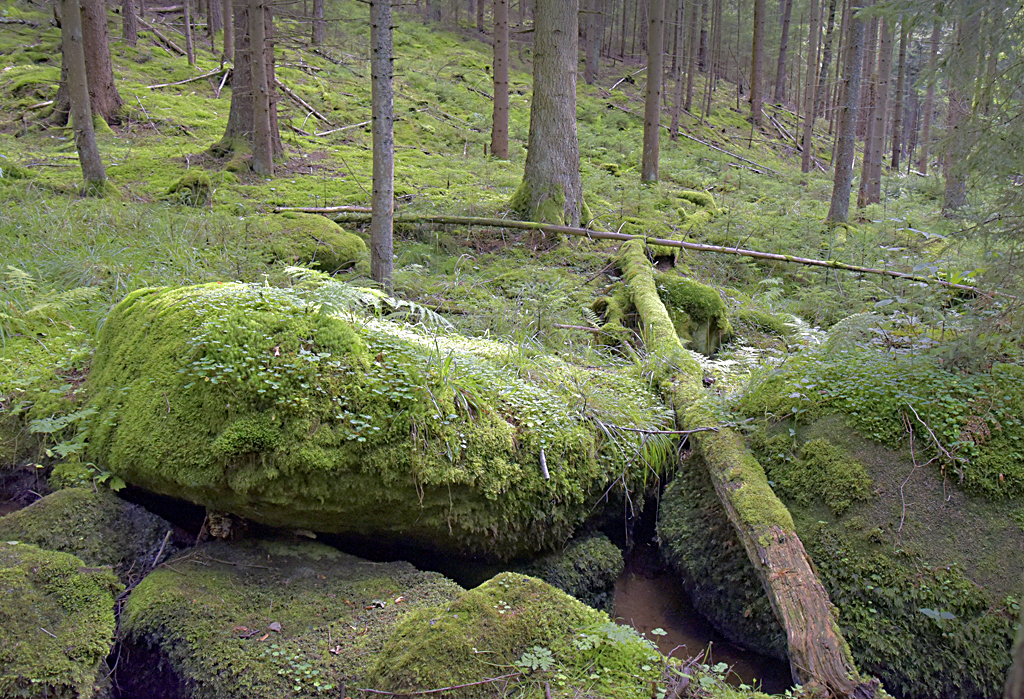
left=615, top=237, right=880, bottom=698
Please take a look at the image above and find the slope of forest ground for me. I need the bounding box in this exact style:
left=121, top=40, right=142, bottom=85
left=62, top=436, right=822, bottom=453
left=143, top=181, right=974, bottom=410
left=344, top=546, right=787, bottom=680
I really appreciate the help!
left=1, top=0, right=1023, bottom=696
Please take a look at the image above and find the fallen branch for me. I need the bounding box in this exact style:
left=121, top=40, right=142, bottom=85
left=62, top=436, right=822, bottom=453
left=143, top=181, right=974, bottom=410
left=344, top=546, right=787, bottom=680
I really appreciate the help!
left=314, top=120, right=370, bottom=137
left=275, top=205, right=371, bottom=214
left=321, top=212, right=1013, bottom=299
left=148, top=67, right=226, bottom=89
left=138, top=17, right=186, bottom=55
left=275, top=78, right=334, bottom=125
left=214, top=69, right=230, bottom=98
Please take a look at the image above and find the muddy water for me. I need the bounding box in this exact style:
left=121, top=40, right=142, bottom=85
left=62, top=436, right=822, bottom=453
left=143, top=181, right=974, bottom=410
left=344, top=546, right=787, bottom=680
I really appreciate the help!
left=613, top=545, right=792, bottom=694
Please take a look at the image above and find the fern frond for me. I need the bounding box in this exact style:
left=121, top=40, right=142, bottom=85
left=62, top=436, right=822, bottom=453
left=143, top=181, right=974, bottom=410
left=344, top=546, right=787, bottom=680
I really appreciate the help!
left=2, top=266, right=36, bottom=294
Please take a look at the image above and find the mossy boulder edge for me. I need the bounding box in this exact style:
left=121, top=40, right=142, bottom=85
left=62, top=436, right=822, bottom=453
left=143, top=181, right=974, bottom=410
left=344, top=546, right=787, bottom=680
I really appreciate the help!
left=265, top=211, right=366, bottom=272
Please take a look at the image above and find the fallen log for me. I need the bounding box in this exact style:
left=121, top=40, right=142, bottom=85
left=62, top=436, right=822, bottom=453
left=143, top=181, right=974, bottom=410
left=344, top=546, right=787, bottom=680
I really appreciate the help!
left=615, top=237, right=880, bottom=698
left=148, top=68, right=226, bottom=89
left=318, top=211, right=1012, bottom=299
left=138, top=17, right=186, bottom=56
left=275, top=78, right=334, bottom=125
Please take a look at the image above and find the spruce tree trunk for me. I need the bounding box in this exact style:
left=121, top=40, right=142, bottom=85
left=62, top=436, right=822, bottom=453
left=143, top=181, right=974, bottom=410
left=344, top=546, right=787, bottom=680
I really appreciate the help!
left=859, top=17, right=891, bottom=207
left=749, top=0, right=765, bottom=126
left=209, top=0, right=222, bottom=37
left=219, top=0, right=253, bottom=151
left=772, top=0, right=792, bottom=104
left=490, top=0, right=509, bottom=158
left=826, top=0, right=864, bottom=224
left=123, top=0, right=138, bottom=46
left=184, top=0, right=196, bottom=66
left=684, top=0, right=699, bottom=111
left=814, top=0, right=837, bottom=117
left=250, top=0, right=273, bottom=176
left=222, top=0, right=233, bottom=59
left=889, top=17, right=907, bottom=170
left=641, top=0, right=665, bottom=182
left=61, top=0, right=106, bottom=196
left=509, top=0, right=582, bottom=226
left=312, top=0, right=324, bottom=45
left=799, top=0, right=820, bottom=173
left=698, top=0, right=708, bottom=70
left=476, top=0, right=485, bottom=31
left=54, top=0, right=123, bottom=126
left=916, top=21, right=940, bottom=174
left=370, top=0, right=395, bottom=289
left=669, top=0, right=685, bottom=139
left=584, top=0, right=599, bottom=84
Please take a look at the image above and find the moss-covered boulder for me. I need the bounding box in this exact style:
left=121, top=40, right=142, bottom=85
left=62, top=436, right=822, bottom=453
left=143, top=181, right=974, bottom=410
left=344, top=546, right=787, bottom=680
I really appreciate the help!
left=0, top=487, right=176, bottom=583
left=0, top=542, right=122, bottom=698
left=654, top=272, right=732, bottom=355
left=166, top=171, right=212, bottom=206
left=516, top=533, right=624, bottom=612
left=85, top=281, right=670, bottom=558
left=657, top=459, right=788, bottom=661
left=265, top=212, right=365, bottom=272
left=117, top=539, right=463, bottom=699
left=367, top=571, right=664, bottom=697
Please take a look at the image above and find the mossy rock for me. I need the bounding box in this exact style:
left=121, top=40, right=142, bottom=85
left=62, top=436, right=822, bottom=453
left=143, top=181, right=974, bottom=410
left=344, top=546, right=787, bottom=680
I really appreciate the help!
left=516, top=533, right=624, bottom=612
left=0, top=487, right=177, bottom=584
left=657, top=460, right=788, bottom=661
left=366, top=571, right=664, bottom=698
left=117, top=539, right=464, bottom=699
left=265, top=212, right=366, bottom=273
left=654, top=272, right=732, bottom=356
left=166, top=170, right=213, bottom=207
left=734, top=308, right=792, bottom=338
left=0, top=542, right=122, bottom=699
left=85, top=282, right=668, bottom=558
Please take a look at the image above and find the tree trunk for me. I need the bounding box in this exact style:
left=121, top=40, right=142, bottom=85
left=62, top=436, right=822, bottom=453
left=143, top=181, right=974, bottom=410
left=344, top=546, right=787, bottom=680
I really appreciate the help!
left=490, top=0, right=509, bottom=158
left=54, top=0, right=123, bottom=126
left=772, top=0, right=792, bottom=104
left=615, top=238, right=879, bottom=699
left=312, top=0, right=324, bottom=45
left=641, top=0, right=665, bottom=182
left=814, top=0, right=837, bottom=117
left=859, top=17, right=891, bottom=207
left=916, top=21, right=940, bottom=174
left=370, top=0, right=395, bottom=290
left=509, top=0, right=582, bottom=226
left=123, top=0, right=138, bottom=45
left=209, top=0, right=222, bottom=37
left=799, top=0, right=820, bottom=173
left=684, top=0, right=699, bottom=111
left=477, top=0, right=485, bottom=31
left=250, top=0, right=273, bottom=176
left=697, top=0, right=708, bottom=70
left=61, top=0, right=106, bottom=196
left=669, top=0, right=684, bottom=139
left=749, top=0, right=765, bottom=126
left=184, top=0, right=196, bottom=66
left=825, top=0, right=864, bottom=224
left=856, top=14, right=876, bottom=140
left=584, top=0, right=600, bottom=84
left=889, top=16, right=907, bottom=170
left=221, top=0, right=233, bottom=59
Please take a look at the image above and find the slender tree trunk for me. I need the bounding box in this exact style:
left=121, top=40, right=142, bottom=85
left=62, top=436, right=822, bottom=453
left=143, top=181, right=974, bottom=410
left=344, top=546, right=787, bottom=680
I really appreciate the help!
left=312, top=0, right=324, bottom=44
left=943, top=18, right=974, bottom=216
left=916, top=21, right=940, bottom=174
left=221, top=0, right=233, bottom=59
left=510, top=0, right=582, bottom=226
left=61, top=0, right=106, bottom=195
left=800, top=0, right=820, bottom=173
left=814, top=0, right=837, bottom=117
left=684, top=0, right=699, bottom=111
left=749, top=0, right=765, bottom=126
left=669, top=0, right=685, bottom=138
left=857, top=14, right=876, bottom=139
left=826, top=0, right=864, bottom=223
left=584, top=0, right=600, bottom=84
left=122, top=0, right=139, bottom=45
left=54, top=0, right=123, bottom=125
left=491, top=0, right=509, bottom=157
left=370, top=0, right=395, bottom=289
left=641, top=0, right=665, bottom=182
left=889, top=16, right=907, bottom=170
left=184, top=0, right=196, bottom=66
left=858, top=17, right=891, bottom=206
left=773, top=0, right=792, bottom=103
left=698, top=0, right=708, bottom=70
left=209, top=0, right=222, bottom=36
left=250, top=0, right=272, bottom=176
left=477, top=0, right=485, bottom=31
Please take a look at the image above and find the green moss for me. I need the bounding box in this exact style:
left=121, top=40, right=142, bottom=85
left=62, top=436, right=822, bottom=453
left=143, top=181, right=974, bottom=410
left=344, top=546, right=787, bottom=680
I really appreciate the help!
left=265, top=212, right=366, bottom=272
left=654, top=272, right=732, bottom=356
left=0, top=161, right=33, bottom=181
left=0, top=487, right=175, bottom=583
left=166, top=170, right=213, bottom=206
left=367, top=572, right=663, bottom=697
left=119, top=539, right=464, bottom=698
left=0, top=542, right=121, bottom=699
left=753, top=435, right=872, bottom=515
left=85, top=282, right=669, bottom=558
left=734, top=308, right=791, bottom=337
left=677, top=190, right=719, bottom=213
left=517, top=533, right=624, bottom=611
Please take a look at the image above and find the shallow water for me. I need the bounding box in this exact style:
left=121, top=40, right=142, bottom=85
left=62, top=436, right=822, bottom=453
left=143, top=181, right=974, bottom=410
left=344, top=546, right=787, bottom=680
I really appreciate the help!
left=613, top=545, right=792, bottom=695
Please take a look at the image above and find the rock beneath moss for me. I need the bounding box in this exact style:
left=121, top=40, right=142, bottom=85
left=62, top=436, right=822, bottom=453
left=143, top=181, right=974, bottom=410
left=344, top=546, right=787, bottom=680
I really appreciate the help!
left=265, top=212, right=365, bottom=272
left=0, top=541, right=121, bottom=699
left=654, top=272, right=732, bottom=355
left=117, top=539, right=463, bottom=699
left=516, top=533, right=623, bottom=612
left=657, top=460, right=789, bottom=661
left=166, top=171, right=212, bottom=206
left=367, top=571, right=663, bottom=698
left=85, top=282, right=668, bottom=558
left=0, top=487, right=178, bottom=584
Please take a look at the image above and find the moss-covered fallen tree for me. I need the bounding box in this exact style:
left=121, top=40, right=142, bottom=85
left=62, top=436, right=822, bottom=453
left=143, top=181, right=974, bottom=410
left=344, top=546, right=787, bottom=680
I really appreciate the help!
left=84, top=277, right=673, bottom=558
left=615, top=238, right=880, bottom=698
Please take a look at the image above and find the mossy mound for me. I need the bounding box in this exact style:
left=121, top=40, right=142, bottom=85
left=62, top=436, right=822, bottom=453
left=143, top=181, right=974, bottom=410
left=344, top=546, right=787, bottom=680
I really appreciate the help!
left=265, top=212, right=366, bottom=272
left=733, top=308, right=792, bottom=339
left=118, top=539, right=463, bottom=699
left=654, top=272, right=732, bottom=356
left=0, top=487, right=176, bottom=584
left=516, top=533, right=624, bottom=612
left=367, top=571, right=663, bottom=698
left=0, top=541, right=122, bottom=699
left=752, top=435, right=871, bottom=515
left=166, top=170, right=213, bottom=206
left=657, top=459, right=788, bottom=660
left=85, top=281, right=670, bottom=558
